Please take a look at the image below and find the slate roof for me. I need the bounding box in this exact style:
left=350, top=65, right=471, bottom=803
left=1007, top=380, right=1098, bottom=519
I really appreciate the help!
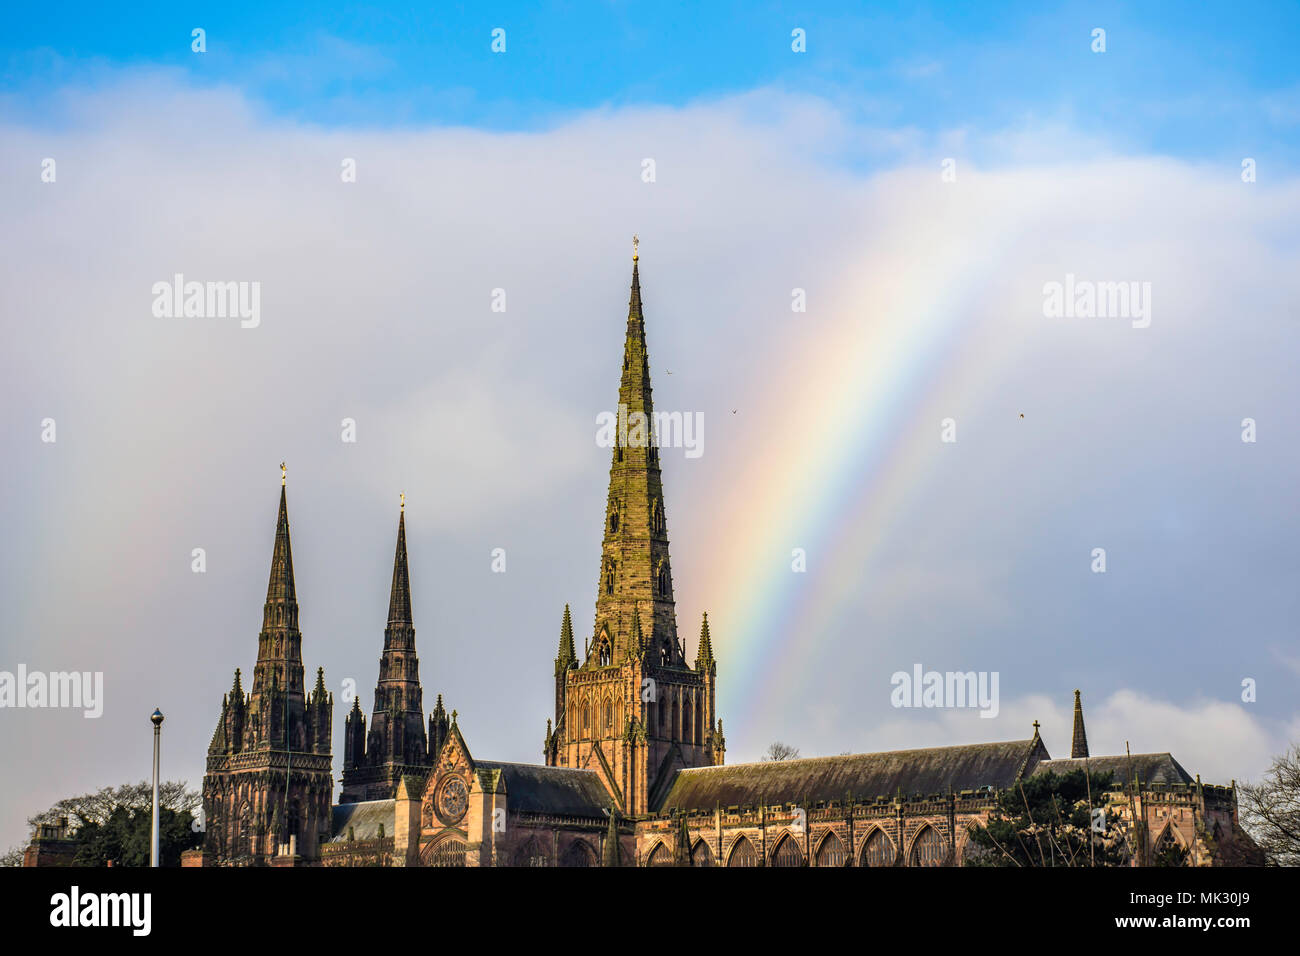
left=476, top=761, right=611, bottom=817
left=658, top=739, right=1043, bottom=812
left=330, top=799, right=395, bottom=842
left=1032, top=753, right=1193, bottom=787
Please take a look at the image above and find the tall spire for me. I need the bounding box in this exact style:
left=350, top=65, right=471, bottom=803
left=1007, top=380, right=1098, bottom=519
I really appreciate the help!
left=262, top=481, right=297, bottom=626
left=590, top=244, right=683, bottom=667
left=388, top=504, right=413, bottom=627
left=1071, top=689, right=1090, bottom=758
left=252, top=473, right=304, bottom=710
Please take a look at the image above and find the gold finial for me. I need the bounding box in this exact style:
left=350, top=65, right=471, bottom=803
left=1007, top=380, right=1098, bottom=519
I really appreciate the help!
left=400, top=491, right=405, bottom=511
left=632, top=234, right=639, bottom=261
left=280, top=461, right=286, bottom=486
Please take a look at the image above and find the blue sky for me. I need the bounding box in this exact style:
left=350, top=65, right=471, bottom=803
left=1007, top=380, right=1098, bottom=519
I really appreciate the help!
left=5, top=1, right=1300, bottom=163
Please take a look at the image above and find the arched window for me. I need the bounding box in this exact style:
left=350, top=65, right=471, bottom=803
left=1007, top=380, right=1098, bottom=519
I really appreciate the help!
left=726, top=835, right=758, bottom=867
left=652, top=502, right=665, bottom=535
left=604, top=700, right=612, bottom=734
left=286, top=800, right=300, bottom=841
left=683, top=693, right=692, bottom=741
left=511, top=835, right=549, bottom=867
left=560, top=840, right=596, bottom=867
left=658, top=693, right=667, bottom=727
left=690, top=839, right=714, bottom=867
left=646, top=842, right=673, bottom=867
left=860, top=828, right=895, bottom=867
left=1152, top=826, right=1187, bottom=865
left=237, top=804, right=251, bottom=859
left=598, top=639, right=611, bottom=666
left=909, top=825, right=945, bottom=867
left=582, top=704, right=590, bottom=735
left=426, top=838, right=468, bottom=867
left=605, top=562, right=615, bottom=595
left=770, top=833, right=804, bottom=867
left=656, top=563, right=670, bottom=595
left=815, top=831, right=847, bottom=867
left=608, top=509, right=619, bottom=533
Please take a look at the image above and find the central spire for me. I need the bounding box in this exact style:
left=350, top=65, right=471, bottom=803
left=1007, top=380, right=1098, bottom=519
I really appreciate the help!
left=590, top=246, right=683, bottom=668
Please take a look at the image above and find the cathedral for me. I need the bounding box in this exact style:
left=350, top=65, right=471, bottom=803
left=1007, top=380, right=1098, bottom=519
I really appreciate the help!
left=186, top=251, right=1251, bottom=868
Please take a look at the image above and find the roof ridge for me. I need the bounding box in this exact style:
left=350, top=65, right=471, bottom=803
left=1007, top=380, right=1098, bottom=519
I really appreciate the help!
left=679, top=738, right=1038, bottom=773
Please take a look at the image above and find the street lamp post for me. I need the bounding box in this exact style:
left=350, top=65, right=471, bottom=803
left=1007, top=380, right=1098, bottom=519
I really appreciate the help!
left=150, top=708, right=164, bottom=867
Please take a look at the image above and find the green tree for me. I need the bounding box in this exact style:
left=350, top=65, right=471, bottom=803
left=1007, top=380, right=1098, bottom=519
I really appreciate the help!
left=966, top=770, right=1130, bottom=867
left=22, top=781, right=202, bottom=867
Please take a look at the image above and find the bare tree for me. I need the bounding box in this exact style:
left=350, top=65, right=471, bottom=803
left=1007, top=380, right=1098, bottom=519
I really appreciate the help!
left=27, top=781, right=199, bottom=834
left=0, top=846, right=25, bottom=867
left=762, top=742, right=800, bottom=762
left=1239, top=744, right=1300, bottom=865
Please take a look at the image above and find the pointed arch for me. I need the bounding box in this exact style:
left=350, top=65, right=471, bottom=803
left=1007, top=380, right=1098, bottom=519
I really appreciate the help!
left=645, top=841, right=673, bottom=867
left=770, top=832, right=804, bottom=867
left=424, top=836, right=468, bottom=867
left=560, top=840, right=596, bottom=868
left=908, top=824, right=945, bottom=867
left=511, top=834, right=550, bottom=867
left=690, top=838, right=714, bottom=867
left=859, top=827, right=895, bottom=867
left=814, top=830, right=847, bottom=867
left=726, top=835, right=759, bottom=868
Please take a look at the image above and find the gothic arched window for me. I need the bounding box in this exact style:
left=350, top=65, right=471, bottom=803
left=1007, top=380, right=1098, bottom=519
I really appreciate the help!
left=609, top=509, right=619, bottom=533
left=690, top=839, right=713, bottom=867
left=605, top=561, right=615, bottom=595
left=599, top=639, right=611, bottom=666
left=726, top=836, right=758, bottom=867
left=815, top=831, right=847, bottom=867
left=771, top=834, right=804, bottom=867
left=583, top=704, right=590, bottom=735
left=646, top=842, right=672, bottom=867
left=860, top=828, right=894, bottom=867
left=652, top=502, right=665, bottom=535
left=909, top=825, right=945, bottom=867
left=560, top=840, right=596, bottom=867
left=657, top=563, right=670, bottom=596
left=604, top=701, right=612, bottom=733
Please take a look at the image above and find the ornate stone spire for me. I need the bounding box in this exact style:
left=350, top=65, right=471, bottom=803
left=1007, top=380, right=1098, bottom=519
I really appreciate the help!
left=341, top=500, right=432, bottom=802
left=555, top=604, right=577, bottom=673
left=1071, top=689, right=1090, bottom=758
left=695, top=611, right=715, bottom=673
left=590, top=246, right=682, bottom=667
left=250, top=475, right=305, bottom=746
left=387, top=504, right=413, bottom=628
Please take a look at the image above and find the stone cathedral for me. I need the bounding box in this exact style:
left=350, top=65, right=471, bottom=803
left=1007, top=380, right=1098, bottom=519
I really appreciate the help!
left=186, top=250, right=1253, bottom=868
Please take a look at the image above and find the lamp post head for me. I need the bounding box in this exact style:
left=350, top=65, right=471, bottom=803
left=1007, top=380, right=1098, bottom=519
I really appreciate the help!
left=151, top=708, right=165, bottom=727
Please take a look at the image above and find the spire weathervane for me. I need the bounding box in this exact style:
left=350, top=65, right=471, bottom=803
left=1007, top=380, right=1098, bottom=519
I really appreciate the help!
left=280, top=461, right=286, bottom=486
left=632, top=234, right=639, bottom=261
left=400, top=491, right=405, bottom=511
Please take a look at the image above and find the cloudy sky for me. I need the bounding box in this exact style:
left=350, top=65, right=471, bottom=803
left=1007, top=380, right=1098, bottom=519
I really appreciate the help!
left=2, top=2, right=1299, bottom=851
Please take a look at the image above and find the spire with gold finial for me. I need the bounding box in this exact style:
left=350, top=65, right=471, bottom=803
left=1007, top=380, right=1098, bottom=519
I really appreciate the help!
left=280, top=461, right=286, bottom=486
left=632, top=233, right=639, bottom=261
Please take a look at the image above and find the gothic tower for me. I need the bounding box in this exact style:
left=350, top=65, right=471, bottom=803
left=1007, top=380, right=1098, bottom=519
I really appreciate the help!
left=203, top=470, right=334, bottom=864
left=545, top=245, right=724, bottom=816
left=341, top=499, right=436, bottom=803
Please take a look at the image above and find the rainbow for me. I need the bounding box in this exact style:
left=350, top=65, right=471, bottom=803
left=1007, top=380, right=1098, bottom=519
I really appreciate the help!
left=693, top=226, right=1026, bottom=740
